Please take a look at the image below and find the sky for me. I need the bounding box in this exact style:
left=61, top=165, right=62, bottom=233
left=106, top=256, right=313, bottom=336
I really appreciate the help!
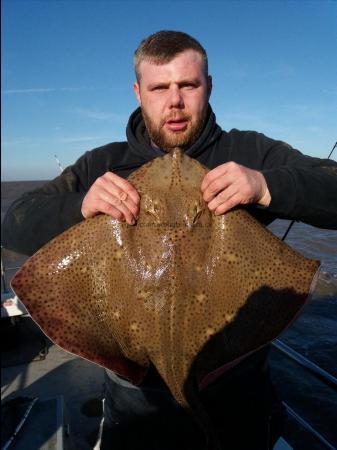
left=2, top=0, right=337, bottom=181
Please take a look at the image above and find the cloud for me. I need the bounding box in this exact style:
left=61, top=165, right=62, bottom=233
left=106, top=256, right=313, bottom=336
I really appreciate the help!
left=2, top=136, right=109, bottom=148
left=3, top=136, right=110, bottom=147
left=2, top=138, right=34, bottom=146
left=59, top=136, right=109, bottom=144
left=3, top=88, right=56, bottom=94
left=221, top=69, right=248, bottom=80
left=321, top=88, right=337, bottom=96
left=2, top=87, right=90, bottom=94
left=72, top=107, right=126, bottom=123
left=219, top=63, right=296, bottom=82
left=305, top=126, right=323, bottom=134
left=262, top=64, right=296, bottom=78
left=278, top=103, right=332, bottom=121
left=217, top=110, right=289, bottom=136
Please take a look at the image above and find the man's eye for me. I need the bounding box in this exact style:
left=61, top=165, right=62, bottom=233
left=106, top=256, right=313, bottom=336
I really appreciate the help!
left=182, top=84, right=196, bottom=90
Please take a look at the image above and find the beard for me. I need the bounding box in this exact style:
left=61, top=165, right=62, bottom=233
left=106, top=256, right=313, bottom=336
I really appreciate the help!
left=141, top=107, right=208, bottom=152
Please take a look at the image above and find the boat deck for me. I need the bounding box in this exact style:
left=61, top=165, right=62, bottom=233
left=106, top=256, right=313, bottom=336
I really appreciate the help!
left=2, top=316, right=104, bottom=450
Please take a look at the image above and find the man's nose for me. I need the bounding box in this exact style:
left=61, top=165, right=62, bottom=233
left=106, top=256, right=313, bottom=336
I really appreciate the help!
left=168, top=86, right=184, bottom=108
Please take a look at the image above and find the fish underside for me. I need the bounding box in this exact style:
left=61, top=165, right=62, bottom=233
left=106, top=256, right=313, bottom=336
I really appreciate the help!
left=12, top=149, right=319, bottom=449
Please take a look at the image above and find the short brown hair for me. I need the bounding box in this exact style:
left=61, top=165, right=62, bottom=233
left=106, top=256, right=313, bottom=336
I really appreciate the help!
left=134, top=30, right=208, bottom=82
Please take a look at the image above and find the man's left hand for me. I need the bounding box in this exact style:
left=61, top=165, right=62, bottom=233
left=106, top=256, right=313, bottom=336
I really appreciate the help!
left=200, top=161, right=271, bottom=215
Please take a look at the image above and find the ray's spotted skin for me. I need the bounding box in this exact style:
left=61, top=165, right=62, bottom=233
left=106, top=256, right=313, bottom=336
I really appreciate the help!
left=11, top=149, right=319, bottom=444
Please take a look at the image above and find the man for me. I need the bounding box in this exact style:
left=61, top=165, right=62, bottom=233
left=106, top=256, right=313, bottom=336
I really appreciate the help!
left=3, top=31, right=337, bottom=449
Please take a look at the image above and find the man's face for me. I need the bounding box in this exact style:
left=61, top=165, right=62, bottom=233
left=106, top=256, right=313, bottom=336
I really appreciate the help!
left=134, top=50, right=212, bottom=151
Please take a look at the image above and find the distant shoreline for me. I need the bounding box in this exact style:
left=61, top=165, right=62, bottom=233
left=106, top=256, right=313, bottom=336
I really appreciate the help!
left=2, top=179, right=50, bottom=184
left=1, top=180, right=50, bottom=222
left=2, top=180, right=49, bottom=199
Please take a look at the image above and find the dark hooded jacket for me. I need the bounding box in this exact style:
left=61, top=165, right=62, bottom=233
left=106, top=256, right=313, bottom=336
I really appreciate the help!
left=2, top=106, right=337, bottom=256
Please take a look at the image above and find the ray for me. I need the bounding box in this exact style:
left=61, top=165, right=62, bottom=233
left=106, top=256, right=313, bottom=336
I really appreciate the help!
left=11, top=149, right=319, bottom=446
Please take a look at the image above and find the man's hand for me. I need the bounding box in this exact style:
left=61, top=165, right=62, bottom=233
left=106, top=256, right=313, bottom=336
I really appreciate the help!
left=81, top=172, right=140, bottom=225
left=200, top=162, right=271, bottom=215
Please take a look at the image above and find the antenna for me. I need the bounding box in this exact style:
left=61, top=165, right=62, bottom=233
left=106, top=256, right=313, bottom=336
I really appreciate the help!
left=328, top=141, right=337, bottom=159
left=54, top=154, right=64, bottom=173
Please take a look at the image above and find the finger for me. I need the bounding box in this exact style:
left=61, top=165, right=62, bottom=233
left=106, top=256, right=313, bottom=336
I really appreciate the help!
left=203, top=171, right=239, bottom=203
left=214, top=193, right=242, bottom=215
left=207, top=184, right=238, bottom=212
left=203, top=176, right=229, bottom=203
left=103, top=172, right=141, bottom=206
left=113, top=188, right=139, bottom=219
left=98, top=180, right=139, bottom=219
left=83, top=196, right=124, bottom=220
left=98, top=203, right=124, bottom=220
left=200, top=163, right=233, bottom=192
left=99, top=191, right=136, bottom=225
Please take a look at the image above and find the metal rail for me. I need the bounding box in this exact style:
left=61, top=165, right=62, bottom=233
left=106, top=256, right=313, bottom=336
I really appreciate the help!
left=272, top=339, right=337, bottom=391
left=2, top=397, right=39, bottom=450
left=272, top=339, right=337, bottom=449
left=282, top=402, right=336, bottom=450
left=1, top=257, right=9, bottom=293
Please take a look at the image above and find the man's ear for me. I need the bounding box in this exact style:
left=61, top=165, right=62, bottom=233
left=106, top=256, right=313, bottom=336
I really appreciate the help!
left=133, top=82, right=141, bottom=105
left=207, top=75, right=213, bottom=100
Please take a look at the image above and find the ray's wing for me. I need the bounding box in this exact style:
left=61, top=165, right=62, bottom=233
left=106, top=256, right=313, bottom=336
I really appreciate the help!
left=11, top=214, right=148, bottom=384
left=148, top=206, right=319, bottom=408
left=192, top=209, right=320, bottom=389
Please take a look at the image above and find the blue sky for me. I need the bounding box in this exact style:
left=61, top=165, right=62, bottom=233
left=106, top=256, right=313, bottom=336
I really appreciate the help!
left=2, top=0, right=337, bottom=181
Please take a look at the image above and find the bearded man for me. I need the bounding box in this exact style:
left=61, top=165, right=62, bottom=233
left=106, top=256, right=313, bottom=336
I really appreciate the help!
left=3, top=31, right=337, bottom=449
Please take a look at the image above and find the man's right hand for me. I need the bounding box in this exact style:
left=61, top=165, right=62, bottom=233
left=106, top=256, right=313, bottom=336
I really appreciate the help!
left=81, top=172, right=140, bottom=225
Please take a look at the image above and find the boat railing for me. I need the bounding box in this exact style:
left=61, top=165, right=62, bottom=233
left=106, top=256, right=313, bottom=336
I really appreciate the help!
left=1, top=245, right=22, bottom=294
left=1, top=247, right=29, bottom=317
left=271, top=339, right=337, bottom=449
left=272, top=339, right=337, bottom=391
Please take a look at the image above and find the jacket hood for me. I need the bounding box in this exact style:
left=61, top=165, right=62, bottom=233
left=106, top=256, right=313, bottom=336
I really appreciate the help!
left=126, top=105, right=223, bottom=161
